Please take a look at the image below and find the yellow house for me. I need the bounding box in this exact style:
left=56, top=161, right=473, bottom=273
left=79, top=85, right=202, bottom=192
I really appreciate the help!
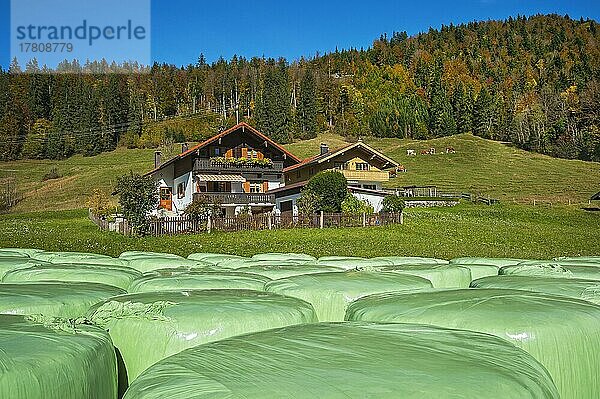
left=272, top=140, right=400, bottom=213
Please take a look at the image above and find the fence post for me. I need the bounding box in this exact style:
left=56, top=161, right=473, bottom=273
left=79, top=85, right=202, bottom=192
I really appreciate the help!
left=320, top=211, right=324, bottom=229
left=400, top=211, right=404, bottom=225
left=207, top=215, right=212, bottom=233
left=268, top=213, right=272, bottom=230
left=362, top=212, right=366, bottom=227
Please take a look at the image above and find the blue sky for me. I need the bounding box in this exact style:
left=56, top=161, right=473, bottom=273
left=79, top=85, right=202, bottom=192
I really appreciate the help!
left=1, top=0, right=599, bottom=70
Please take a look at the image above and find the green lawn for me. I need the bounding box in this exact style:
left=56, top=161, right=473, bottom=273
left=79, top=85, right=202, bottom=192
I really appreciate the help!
left=286, top=133, right=600, bottom=203
left=1, top=203, right=598, bottom=260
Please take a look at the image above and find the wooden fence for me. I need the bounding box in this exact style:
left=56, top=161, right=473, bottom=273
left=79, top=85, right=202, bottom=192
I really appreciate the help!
left=89, top=211, right=403, bottom=237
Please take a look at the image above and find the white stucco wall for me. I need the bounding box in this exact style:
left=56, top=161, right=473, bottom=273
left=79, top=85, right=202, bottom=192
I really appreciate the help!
left=275, top=192, right=301, bottom=216
left=351, top=191, right=385, bottom=212
left=173, top=171, right=193, bottom=213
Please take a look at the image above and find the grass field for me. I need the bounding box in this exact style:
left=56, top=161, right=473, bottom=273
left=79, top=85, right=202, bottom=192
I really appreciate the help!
left=1, top=203, right=598, bottom=260
left=1, top=132, right=598, bottom=212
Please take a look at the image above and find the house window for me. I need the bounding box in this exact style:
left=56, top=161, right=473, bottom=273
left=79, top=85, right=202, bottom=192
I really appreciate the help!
left=177, top=182, right=186, bottom=199
left=249, top=181, right=263, bottom=193
left=296, top=171, right=301, bottom=179
left=334, top=162, right=348, bottom=170
left=356, top=163, right=370, bottom=171
left=213, top=147, right=221, bottom=156
left=363, top=184, right=376, bottom=190
left=249, top=150, right=258, bottom=159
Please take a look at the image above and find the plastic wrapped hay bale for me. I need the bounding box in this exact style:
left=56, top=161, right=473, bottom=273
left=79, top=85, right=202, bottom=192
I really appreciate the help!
left=317, top=255, right=365, bottom=261
left=451, top=263, right=499, bottom=280
left=234, top=263, right=343, bottom=279
left=129, top=270, right=270, bottom=293
left=519, top=259, right=600, bottom=267
left=3, top=263, right=142, bottom=290
left=554, top=256, right=600, bottom=264
left=500, top=262, right=600, bottom=281
left=450, top=257, right=526, bottom=267
left=358, top=263, right=472, bottom=288
left=265, top=271, right=433, bottom=321
left=373, top=256, right=449, bottom=265
left=32, top=251, right=128, bottom=266
left=346, top=289, right=600, bottom=399
left=251, top=253, right=316, bottom=263
left=471, top=275, right=600, bottom=304
left=186, top=253, right=247, bottom=265
left=125, top=256, right=210, bottom=273
left=88, top=289, right=317, bottom=382
left=315, top=258, right=393, bottom=270
left=0, top=282, right=125, bottom=318
left=0, top=256, right=49, bottom=278
left=123, top=322, right=559, bottom=399
left=0, top=248, right=43, bottom=257
left=119, top=251, right=183, bottom=260
left=0, top=314, right=118, bottom=399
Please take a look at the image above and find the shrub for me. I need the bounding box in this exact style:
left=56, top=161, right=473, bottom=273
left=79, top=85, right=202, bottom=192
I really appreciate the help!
left=305, top=171, right=348, bottom=212
left=185, top=195, right=222, bottom=219
left=341, top=194, right=374, bottom=215
left=87, top=189, right=112, bottom=218
left=114, top=173, right=158, bottom=236
left=41, top=167, right=61, bottom=182
left=297, top=190, right=320, bottom=215
left=382, top=195, right=405, bottom=213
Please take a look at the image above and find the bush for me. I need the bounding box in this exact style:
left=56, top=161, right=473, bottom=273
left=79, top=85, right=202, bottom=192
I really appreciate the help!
left=297, top=190, right=320, bottom=215
left=382, top=195, right=405, bottom=213
left=87, top=189, right=112, bottom=218
left=305, top=171, right=348, bottom=212
left=341, top=194, right=374, bottom=215
left=185, top=195, right=222, bottom=219
left=114, top=173, right=158, bottom=236
left=41, top=167, right=61, bottom=182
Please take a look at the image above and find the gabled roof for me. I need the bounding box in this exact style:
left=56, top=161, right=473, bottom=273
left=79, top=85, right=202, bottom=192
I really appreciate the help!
left=284, top=141, right=399, bottom=173
left=145, top=122, right=301, bottom=176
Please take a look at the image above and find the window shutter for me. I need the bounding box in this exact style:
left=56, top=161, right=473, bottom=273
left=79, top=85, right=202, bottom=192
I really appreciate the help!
left=257, top=151, right=264, bottom=160
left=262, top=182, right=269, bottom=193
left=241, top=147, right=248, bottom=158
left=225, top=149, right=233, bottom=158
left=243, top=182, right=250, bottom=193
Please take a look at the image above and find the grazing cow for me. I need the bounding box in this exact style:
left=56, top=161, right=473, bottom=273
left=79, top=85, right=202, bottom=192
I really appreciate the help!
left=406, top=149, right=416, bottom=156
left=446, top=147, right=456, bottom=154
left=420, top=149, right=430, bottom=155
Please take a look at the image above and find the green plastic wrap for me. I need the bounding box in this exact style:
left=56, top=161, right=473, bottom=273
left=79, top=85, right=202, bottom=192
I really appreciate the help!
left=265, top=271, right=433, bottom=321
left=0, top=314, right=118, bottom=399
left=317, top=255, right=365, bottom=261
left=452, top=263, right=500, bottom=280
left=0, top=248, right=43, bottom=257
left=346, top=289, right=600, bottom=399
left=0, top=256, right=49, bottom=278
left=500, top=263, right=600, bottom=281
left=358, top=264, right=472, bottom=288
left=251, top=252, right=316, bottom=262
left=555, top=256, right=600, bottom=264
left=235, top=263, right=343, bottom=279
left=449, top=257, right=526, bottom=266
left=0, top=282, right=125, bottom=318
left=119, top=251, right=183, bottom=260
left=128, top=270, right=270, bottom=293
left=125, top=257, right=210, bottom=273
left=518, top=259, right=600, bottom=267
left=3, top=263, right=142, bottom=290
left=123, top=322, right=559, bottom=399
left=471, top=276, right=600, bottom=304
left=315, top=258, right=393, bottom=270
left=88, top=289, right=317, bottom=382
left=186, top=253, right=247, bottom=264
left=373, top=256, right=449, bottom=265
left=32, top=251, right=128, bottom=266
left=213, top=259, right=305, bottom=270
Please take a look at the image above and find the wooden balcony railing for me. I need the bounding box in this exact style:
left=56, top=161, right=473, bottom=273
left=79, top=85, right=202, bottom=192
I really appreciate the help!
left=193, top=192, right=275, bottom=205
left=338, top=169, right=390, bottom=182
left=194, top=158, right=284, bottom=173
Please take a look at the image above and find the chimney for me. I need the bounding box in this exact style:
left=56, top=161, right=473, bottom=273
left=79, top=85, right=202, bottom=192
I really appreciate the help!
left=320, top=143, right=329, bottom=155
left=154, top=151, right=162, bottom=168
left=181, top=142, right=189, bottom=153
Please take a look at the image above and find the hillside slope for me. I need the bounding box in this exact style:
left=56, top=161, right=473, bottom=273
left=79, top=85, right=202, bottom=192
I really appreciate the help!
left=1, top=134, right=598, bottom=212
